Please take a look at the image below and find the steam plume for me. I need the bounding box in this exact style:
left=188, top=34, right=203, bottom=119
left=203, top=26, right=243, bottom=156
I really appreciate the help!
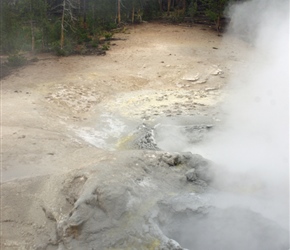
left=195, top=0, right=289, bottom=230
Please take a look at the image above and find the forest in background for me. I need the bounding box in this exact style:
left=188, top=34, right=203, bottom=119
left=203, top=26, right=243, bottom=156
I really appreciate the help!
left=0, top=0, right=244, bottom=55
left=1, top=0, right=244, bottom=78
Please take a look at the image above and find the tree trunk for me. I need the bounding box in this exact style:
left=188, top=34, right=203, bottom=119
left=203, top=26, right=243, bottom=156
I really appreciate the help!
left=83, top=0, right=87, bottom=29
left=117, top=0, right=121, bottom=24
left=216, top=0, right=222, bottom=32
left=92, top=2, right=95, bottom=31
left=182, top=0, right=186, bottom=13
left=30, top=20, right=35, bottom=53
left=167, top=0, right=171, bottom=15
left=158, top=0, right=162, bottom=11
left=60, top=0, right=65, bottom=49
left=29, top=0, right=35, bottom=53
left=132, top=5, right=134, bottom=23
left=216, top=15, right=221, bottom=32
left=42, top=28, right=45, bottom=51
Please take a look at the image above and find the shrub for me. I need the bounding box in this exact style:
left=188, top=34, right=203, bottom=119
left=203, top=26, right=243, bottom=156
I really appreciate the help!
left=104, top=22, right=117, bottom=30
left=91, top=41, right=99, bottom=48
left=102, top=43, right=110, bottom=51
left=6, top=53, right=27, bottom=67
left=104, top=32, right=113, bottom=41
left=53, top=39, right=74, bottom=56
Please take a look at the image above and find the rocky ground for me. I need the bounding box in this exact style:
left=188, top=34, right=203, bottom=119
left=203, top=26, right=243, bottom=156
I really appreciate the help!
left=1, top=22, right=288, bottom=249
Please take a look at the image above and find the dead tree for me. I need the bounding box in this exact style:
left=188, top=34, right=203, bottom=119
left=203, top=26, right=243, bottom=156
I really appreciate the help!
left=117, top=0, right=121, bottom=24
left=59, top=0, right=77, bottom=49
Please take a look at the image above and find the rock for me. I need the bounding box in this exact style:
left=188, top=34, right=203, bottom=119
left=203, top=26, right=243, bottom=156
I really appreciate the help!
left=211, top=68, right=223, bottom=75
left=185, top=168, right=197, bottom=181
left=196, top=79, right=207, bottom=84
left=185, top=153, right=213, bottom=183
left=205, top=87, right=218, bottom=92
left=161, top=152, right=182, bottom=166
left=161, top=239, right=187, bottom=250
left=182, top=73, right=199, bottom=82
left=117, top=123, right=160, bottom=150
left=135, top=124, right=160, bottom=150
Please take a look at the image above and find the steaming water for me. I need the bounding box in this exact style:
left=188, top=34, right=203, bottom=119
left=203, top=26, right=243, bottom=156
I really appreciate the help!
left=199, top=0, right=289, bottom=229
left=156, top=0, right=289, bottom=249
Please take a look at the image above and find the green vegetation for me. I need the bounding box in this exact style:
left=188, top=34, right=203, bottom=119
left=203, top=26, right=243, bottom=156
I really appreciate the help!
left=104, top=32, right=114, bottom=41
left=202, top=0, right=231, bottom=31
left=6, top=53, right=27, bottom=67
left=0, top=0, right=240, bottom=57
left=102, top=43, right=110, bottom=51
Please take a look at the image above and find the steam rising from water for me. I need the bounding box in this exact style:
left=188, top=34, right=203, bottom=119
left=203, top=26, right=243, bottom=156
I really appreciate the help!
left=159, top=0, right=289, bottom=248
left=199, top=0, right=289, bottom=224
left=196, top=0, right=289, bottom=239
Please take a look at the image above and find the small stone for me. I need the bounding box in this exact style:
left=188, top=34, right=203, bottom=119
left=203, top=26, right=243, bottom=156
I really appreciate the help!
left=182, top=74, right=199, bottom=82
left=205, top=87, right=218, bottom=92
left=185, top=169, right=197, bottom=181
left=196, top=79, right=207, bottom=84
left=211, top=69, right=223, bottom=75
left=161, top=153, right=182, bottom=166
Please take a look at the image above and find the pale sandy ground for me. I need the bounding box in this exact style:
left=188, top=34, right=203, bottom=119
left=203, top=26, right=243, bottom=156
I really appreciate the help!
left=1, top=22, right=251, bottom=182
left=0, top=23, right=262, bottom=249
left=0, top=22, right=260, bottom=250
left=2, top=22, right=290, bottom=250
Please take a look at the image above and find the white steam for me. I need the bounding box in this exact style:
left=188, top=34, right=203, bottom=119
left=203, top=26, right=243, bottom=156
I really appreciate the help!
left=193, top=0, right=289, bottom=232
left=156, top=0, right=289, bottom=247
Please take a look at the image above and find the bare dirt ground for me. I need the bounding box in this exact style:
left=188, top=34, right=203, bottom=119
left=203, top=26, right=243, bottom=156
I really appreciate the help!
left=1, top=22, right=250, bottom=182
left=1, top=22, right=256, bottom=249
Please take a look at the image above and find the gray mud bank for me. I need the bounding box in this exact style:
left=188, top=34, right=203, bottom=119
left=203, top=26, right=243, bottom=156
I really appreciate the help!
left=2, top=149, right=288, bottom=250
